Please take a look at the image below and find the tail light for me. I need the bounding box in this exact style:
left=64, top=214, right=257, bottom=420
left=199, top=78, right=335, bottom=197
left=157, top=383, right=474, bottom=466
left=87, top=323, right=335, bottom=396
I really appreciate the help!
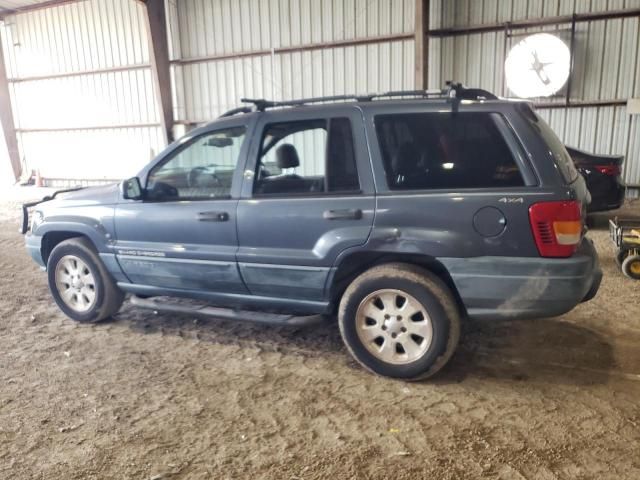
left=594, top=165, right=621, bottom=176
left=529, top=200, right=582, bottom=258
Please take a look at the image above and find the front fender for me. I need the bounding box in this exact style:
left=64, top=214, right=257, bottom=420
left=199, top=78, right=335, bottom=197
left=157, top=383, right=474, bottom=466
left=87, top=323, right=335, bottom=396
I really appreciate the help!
left=35, top=216, right=114, bottom=252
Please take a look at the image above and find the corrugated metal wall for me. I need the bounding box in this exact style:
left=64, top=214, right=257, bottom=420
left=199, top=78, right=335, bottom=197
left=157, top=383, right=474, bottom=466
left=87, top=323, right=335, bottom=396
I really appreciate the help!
left=2, top=0, right=637, bottom=191
left=0, top=0, right=165, bottom=183
left=430, top=0, right=640, bottom=194
left=167, top=0, right=417, bottom=123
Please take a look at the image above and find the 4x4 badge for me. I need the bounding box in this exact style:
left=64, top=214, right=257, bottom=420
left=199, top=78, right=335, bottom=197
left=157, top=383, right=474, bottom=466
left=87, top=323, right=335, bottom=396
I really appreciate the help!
left=499, top=197, right=524, bottom=203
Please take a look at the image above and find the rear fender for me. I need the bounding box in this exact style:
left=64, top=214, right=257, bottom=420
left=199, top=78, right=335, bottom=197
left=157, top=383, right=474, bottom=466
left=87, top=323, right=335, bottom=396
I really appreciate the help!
left=327, top=250, right=465, bottom=316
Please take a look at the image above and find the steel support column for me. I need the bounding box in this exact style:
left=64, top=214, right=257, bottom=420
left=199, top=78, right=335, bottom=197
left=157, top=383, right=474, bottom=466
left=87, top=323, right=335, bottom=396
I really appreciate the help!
left=142, top=0, right=174, bottom=144
left=0, top=30, right=21, bottom=182
left=415, top=0, right=429, bottom=90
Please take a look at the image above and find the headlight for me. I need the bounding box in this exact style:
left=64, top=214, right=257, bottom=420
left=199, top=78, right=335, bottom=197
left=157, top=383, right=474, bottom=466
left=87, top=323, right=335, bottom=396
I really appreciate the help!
left=31, top=210, right=44, bottom=231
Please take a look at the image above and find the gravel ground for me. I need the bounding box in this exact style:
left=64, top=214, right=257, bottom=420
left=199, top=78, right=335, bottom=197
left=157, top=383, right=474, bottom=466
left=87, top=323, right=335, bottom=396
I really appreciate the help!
left=0, top=199, right=639, bottom=479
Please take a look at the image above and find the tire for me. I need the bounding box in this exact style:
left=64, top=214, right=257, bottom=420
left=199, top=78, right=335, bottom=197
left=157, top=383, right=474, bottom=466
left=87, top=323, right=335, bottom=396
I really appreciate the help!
left=615, top=249, right=627, bottom=267
left=47, top=237, right=125, bottom=322
left=621, top=254, right=640, bottom=280
left=338, top=263, right=461, bottom=380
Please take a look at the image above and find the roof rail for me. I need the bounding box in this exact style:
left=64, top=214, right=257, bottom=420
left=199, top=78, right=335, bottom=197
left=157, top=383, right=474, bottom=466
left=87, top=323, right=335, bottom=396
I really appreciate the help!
left=235, top=82, right=497, bottom=112
left=219, top=106, right=253, bottom=118
left=239, top=93, right=378, bottom=111
left=445, top=81, right=498, bottom=100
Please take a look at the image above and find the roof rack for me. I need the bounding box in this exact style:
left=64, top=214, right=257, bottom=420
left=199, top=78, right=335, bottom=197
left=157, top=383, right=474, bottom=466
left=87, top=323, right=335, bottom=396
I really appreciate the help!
left=219, top=82, right=497, bottom=117
left=219, top=106, right=253, bottom=118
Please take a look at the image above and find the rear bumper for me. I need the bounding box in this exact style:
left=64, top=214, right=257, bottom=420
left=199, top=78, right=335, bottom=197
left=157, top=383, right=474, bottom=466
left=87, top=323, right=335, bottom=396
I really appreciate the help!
left=440, top=238, right=602, bottom=320
left=587, top=181, right=626, bottom=212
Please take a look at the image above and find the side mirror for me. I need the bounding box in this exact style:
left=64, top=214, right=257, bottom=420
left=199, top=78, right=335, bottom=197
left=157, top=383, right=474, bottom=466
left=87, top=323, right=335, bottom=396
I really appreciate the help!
left=121, top=177, right=143, bottom=200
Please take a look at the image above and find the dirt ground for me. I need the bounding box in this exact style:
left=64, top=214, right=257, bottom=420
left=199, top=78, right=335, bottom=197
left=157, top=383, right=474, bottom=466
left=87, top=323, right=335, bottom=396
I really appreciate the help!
left=1, top=199, right=639, bottom=480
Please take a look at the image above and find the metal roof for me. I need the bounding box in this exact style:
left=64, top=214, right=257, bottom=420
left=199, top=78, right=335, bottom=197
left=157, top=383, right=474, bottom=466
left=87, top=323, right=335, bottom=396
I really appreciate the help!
left=0, top=0, right=76, bottom=16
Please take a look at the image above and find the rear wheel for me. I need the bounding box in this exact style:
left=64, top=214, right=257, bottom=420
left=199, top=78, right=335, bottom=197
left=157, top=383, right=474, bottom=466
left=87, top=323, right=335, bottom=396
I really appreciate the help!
left=338, top=263, right=461, bottom=380
left=47, top=237, right=124, bottom=322
left=621, top=253, right=640, bottom=280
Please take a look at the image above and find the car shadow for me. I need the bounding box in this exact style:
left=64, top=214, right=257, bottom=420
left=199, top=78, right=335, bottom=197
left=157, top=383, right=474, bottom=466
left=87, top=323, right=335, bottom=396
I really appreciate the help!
left=115, top=301, right=345, bottom=357
left=113, top=302, right=620, bottom=386
left=436, top=317, right=618, bottom=386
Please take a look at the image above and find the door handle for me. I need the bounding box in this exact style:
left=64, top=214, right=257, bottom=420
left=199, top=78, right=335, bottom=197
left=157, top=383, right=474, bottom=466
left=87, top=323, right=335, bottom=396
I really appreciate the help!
left=198, top=211, right=229, bottom=222
left=323, top=208, right=363, bottom=220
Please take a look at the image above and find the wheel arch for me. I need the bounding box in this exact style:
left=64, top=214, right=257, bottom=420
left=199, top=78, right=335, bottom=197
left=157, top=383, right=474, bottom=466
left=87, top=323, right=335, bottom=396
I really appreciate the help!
left=328, top=251, right=466, bottom=316
left=41, top=231, right=94, bottom=265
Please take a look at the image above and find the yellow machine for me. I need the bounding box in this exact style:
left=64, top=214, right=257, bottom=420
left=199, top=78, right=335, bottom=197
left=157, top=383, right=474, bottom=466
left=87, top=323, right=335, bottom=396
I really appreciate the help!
left=610, top=218, right=640, bottom=279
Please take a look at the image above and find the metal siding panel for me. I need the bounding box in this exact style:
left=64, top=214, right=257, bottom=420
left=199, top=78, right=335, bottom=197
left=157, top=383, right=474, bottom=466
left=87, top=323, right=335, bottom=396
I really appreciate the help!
left=633, top=18, right=640, bottom=97
left=4, top=0, right=149, bottom=77
left=443, top=0, right=639, bottom=25
left=584, top=20, right=606, bottom=101
left=429, top=0, right=442, bottom=29
left=3, top=0, right=162, bottom=180
left=527, top=0, right=545, bottom=19
left=611, top=106, right=629, bottom=158
left=170, top=0, right=416, bottom=61
left=18, top=126, right=164, bottom=180
left=428, top=36, right=441, bottom=89
left=174, top=36, right=415, bottom=122
left=548, top=109, right=566, bottom=140
left=11, top=68, right=160, bottom=130
left=563, top=109, right=583, bottom=149
left=626, top=114, right=640, bottom=187
left=617, top=17, right=639, bottom=98
left=594, top=106, right=615, bottom=154
left=466, top=32, right=481, bottom=86
left=579, top=108, right=598, bottom=151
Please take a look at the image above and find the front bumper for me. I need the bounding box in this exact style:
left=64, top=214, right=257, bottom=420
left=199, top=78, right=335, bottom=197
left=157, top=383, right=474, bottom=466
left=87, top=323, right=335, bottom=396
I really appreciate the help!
left=25, top=233, right=45, bottom=268
left=440, top=238, right=602, bottom=320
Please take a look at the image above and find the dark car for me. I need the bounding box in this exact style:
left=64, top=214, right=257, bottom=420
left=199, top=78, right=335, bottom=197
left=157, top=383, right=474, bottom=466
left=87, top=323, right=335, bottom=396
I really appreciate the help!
left=21, top=85, right=602, bottom=380
left=566, top=146, right=626, bottom=212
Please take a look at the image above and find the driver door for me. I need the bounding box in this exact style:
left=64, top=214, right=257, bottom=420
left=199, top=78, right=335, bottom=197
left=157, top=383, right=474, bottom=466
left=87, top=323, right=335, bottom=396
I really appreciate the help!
left=114, top=123, right=250, bottom=294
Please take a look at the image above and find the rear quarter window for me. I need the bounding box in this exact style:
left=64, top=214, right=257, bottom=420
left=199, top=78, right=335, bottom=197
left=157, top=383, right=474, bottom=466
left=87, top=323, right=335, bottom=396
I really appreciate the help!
left=519, top=104, right=579, bottom=184
left=374, top=112, right=525, bottom=191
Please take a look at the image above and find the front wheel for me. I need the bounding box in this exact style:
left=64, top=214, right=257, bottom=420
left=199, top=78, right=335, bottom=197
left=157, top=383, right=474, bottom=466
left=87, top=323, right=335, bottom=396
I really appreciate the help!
left=338, top=263, right=461, bottom=380
left=47, top=237, right=124, bottom=322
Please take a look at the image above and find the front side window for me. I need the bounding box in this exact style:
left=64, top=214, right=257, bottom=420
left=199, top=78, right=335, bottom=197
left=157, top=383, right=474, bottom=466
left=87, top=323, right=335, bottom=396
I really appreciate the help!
left=147, top=126, right=246, bottom=200
left=254, top=117, right=359, bottom=195
left=375, top=112, right=524, bottom=190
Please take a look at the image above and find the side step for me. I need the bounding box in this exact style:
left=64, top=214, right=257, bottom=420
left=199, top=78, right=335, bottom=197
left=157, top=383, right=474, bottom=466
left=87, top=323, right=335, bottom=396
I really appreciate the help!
left=129, top=295, right=328, bottom=327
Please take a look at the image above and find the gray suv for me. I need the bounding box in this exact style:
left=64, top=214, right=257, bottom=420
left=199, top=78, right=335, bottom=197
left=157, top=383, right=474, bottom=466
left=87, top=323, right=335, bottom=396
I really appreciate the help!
left=22, top=85, right=602, bottom=380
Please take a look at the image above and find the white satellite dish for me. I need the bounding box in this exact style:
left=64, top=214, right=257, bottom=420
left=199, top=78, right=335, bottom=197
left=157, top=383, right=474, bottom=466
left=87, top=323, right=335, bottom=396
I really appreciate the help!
left=505, top=33, right=571, bottom=98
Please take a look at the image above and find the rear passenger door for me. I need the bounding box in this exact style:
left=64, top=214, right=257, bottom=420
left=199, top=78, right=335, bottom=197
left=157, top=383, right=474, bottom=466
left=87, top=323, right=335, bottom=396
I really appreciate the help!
left=236, top=107, right=375, bottom=301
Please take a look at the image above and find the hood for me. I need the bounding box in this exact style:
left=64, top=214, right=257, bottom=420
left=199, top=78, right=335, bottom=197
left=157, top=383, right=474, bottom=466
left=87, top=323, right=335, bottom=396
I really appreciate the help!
left=44, top=183, right=121, bottom=208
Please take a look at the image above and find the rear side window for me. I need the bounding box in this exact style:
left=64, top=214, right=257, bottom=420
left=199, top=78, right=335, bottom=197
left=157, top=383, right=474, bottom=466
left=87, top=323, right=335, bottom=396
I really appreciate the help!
left=522, top=107, right=579, bottom=184
left=375, top=112, right=524, bottom=190
left=254, top=117, right=360, bottom=195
